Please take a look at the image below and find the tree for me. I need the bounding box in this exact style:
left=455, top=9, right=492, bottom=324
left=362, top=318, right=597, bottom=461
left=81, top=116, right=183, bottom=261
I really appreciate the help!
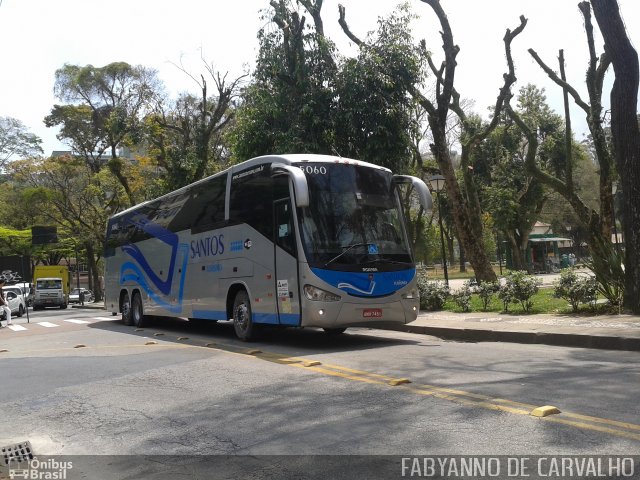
left=590, top=0, right=640, bottom=313
left=333, top=3, right=423, bottom=172
left=339, top=1, right=527, bottom=282
left=45, top=62, right=161, bottom=206
left=230, top=1, right=420, bottom=175
left=479, top=85, right=572, bottom=272
left=229, top=0, right=337, bottom=159
left=0, top=117, right=43, bottom=168
left=146, top=61, right=246, bottom=193
left=10, top=156, right=128, bottom=300
left=506, top=2, right=632, bottom=307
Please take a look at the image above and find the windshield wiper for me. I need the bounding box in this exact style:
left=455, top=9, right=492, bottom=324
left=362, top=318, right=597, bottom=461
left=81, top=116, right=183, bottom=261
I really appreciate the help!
left=324, top=243, right=375, bottom=267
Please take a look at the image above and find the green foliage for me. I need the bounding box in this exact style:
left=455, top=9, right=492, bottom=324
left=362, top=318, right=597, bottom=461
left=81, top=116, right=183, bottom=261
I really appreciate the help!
left=476, top=281, right=500, bottom=311
left=229, top=4, right=336, bottom=160
left=332, top=4, right=423, bottom=171
left=553, top=268, right=599, bottom=313
left=48, top=62, right=160, bottom=205
left=230, top=2, right=423, bottom=173
left=451, top=281, right=473, bottom=312
left=498, top=270, right=540, bottom=313
left=584, top=236, right=624, bottom=311
left=417, top=271, right=450, bottom=311
left=0, top=117, right=43, bottom=166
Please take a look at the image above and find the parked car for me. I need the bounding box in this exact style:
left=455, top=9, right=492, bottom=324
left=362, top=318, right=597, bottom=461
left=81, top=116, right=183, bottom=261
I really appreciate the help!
left=1, top=287, right=27, bottom=318
left=69, top=288, right=94, bottom=304
left=12, top=282, right=33, bottom=306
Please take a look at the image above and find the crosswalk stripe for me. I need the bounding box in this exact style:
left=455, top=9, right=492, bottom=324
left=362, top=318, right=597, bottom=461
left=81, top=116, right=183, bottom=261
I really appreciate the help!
left=95, top=316, right=118, bottom=321
left=65, top=319, right=90, bottom=324
left=37, top=322, right=59, bottom=328
left=8, top=324, right=27, bottom=331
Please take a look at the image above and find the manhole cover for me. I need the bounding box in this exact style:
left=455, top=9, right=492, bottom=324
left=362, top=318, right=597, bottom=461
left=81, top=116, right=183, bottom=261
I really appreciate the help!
left=1, top=441, right=34, bottom=467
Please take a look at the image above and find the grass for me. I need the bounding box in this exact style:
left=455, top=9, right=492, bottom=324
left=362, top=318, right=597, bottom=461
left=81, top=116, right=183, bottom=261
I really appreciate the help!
left=442, top=286, right=615, bottom=315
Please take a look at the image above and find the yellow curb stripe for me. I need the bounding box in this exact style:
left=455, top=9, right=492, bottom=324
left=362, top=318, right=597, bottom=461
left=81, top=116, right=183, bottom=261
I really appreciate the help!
left=559, top=411, right=640, bottom=431
left=543, top=416, right=640, bottom=442
left=295, top=365, right=394, bottom=386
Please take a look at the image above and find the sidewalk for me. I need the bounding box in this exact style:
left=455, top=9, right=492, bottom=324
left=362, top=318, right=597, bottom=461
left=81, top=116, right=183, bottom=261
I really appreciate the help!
left=402, top=310, right=640, bottom=351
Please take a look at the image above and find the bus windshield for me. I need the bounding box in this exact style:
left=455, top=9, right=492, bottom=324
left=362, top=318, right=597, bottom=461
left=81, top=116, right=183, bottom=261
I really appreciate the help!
left=298, top=163, right=413, bottom=271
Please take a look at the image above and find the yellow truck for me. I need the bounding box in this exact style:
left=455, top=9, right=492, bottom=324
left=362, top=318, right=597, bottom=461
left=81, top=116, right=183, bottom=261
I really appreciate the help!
left=32, top=265, right=70, bottom=309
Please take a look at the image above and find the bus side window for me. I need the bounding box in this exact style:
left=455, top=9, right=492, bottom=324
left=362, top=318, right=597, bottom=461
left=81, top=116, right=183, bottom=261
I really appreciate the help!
left=229, top=169, right=273, bottom=238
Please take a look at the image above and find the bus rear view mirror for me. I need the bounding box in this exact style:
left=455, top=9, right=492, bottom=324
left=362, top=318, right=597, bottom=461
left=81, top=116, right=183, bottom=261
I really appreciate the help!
left=271, top=164, right=310, bottom=207
left=392, top=175, right=433, bottom=212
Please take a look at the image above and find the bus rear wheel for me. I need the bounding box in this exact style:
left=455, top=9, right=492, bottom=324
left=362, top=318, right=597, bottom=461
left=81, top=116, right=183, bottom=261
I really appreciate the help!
left=233, top=290, right=256, bottom=341
left=122, top=291, right=133, bottom=326
left=131, top=293, right=145, bottom=328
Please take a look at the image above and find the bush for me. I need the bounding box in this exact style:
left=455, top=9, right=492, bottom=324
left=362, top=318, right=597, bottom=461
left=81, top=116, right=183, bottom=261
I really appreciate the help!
left=476, top=281, right=500, bottom=311
left=452, top=281, right=473, bottom=312
left=554, top=268, right=599, bottom=312
left=498, top=270, right=540, bottom=313
left=417, top=272, right=450, bottom=311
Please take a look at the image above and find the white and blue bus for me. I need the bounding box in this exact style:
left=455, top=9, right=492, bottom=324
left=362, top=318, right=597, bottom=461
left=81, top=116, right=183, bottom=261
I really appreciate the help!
left=104, top=154, right=432, bottom=340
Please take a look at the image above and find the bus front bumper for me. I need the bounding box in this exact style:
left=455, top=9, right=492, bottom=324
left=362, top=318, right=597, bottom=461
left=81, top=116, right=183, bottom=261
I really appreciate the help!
left=300, top=297, right=419, bottom=329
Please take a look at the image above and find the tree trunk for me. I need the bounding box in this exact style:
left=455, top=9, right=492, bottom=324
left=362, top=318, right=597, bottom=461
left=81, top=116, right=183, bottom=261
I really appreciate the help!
left=85, top=242, right=102, bottom=301
left=591, top=0, right=640, bottom=313
left=459, top=241, right=466, bottom=273
left=506, top=232, right=528, bottom=272
left=429, top=128, right=498, bottom=283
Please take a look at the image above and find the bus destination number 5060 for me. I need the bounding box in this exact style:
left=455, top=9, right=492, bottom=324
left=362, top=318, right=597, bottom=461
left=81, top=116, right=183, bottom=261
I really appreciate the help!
left=299, top=165, right=327, bottom=175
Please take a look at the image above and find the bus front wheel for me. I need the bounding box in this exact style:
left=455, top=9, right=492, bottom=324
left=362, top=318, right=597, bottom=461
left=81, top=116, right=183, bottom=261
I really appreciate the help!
left=233, top=290, right=256, bottom=341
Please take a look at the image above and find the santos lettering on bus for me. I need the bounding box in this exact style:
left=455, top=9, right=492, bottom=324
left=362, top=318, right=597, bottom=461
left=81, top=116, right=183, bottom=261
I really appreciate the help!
left=190, top=234, right=224, bottom=259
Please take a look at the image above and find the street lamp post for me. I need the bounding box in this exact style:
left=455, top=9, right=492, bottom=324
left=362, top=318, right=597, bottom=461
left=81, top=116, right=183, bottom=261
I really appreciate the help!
left=429, top=175, right=449, bottom=286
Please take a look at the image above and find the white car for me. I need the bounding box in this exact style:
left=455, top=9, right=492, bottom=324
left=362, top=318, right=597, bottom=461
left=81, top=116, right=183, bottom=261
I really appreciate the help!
left=69, top=288, right=94, bottom=304
left=1, top=286, right=27, bottom=318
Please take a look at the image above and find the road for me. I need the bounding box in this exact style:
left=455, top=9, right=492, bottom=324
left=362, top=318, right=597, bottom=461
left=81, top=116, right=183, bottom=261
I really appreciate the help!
left=0, top=308, right=638, bottom=478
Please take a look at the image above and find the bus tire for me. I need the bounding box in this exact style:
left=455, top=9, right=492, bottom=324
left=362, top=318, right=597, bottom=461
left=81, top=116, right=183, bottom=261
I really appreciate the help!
left=233, top=290, right=256, bottom=341
left=131, top=292, right=145, bottom=328
left=323, top=327, right=347, bottom=335
left=122, top=291, right=133, bottom=326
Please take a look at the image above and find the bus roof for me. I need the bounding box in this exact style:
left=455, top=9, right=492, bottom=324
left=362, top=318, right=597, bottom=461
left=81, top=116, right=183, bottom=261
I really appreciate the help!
left=109, top=154, right=391, bottom=220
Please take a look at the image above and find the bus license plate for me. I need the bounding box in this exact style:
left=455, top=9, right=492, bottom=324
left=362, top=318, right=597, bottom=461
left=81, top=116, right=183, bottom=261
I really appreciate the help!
left=363, top=308, right=382, bottom=318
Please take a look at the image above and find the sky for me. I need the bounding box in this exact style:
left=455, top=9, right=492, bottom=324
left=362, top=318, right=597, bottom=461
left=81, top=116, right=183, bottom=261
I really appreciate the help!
left=1, top=0, right=638, bottom=157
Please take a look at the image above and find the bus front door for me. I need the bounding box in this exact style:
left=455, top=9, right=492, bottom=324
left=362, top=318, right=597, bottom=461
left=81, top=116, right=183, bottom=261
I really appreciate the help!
left=273, top=198, right=301, bottom=326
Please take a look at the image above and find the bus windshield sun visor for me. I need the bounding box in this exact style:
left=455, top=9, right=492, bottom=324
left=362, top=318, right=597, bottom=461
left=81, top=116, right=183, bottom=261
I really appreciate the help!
left=392, top=175, right=433, bottom=212
left=271, top=163, right=310, bottom=207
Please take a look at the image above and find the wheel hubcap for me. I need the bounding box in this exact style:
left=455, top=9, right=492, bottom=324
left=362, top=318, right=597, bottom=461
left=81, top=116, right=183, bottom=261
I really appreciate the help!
left=235, top=304, right=248, bottom=331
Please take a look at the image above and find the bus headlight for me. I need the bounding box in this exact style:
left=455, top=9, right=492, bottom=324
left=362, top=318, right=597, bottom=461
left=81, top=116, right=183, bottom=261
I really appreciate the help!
left=304, top=285, right=341, bottom=302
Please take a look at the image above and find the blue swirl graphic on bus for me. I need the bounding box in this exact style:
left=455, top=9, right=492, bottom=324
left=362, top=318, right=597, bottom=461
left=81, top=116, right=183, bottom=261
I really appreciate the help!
left=311, top=268, right=415, bottom=297
left=337, top=279, right=376, bottom=295
left=119, top=213, right=188, bottom=312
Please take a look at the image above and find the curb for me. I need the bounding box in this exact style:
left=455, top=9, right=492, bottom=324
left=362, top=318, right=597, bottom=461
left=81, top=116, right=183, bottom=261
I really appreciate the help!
left=397, top=324, right=640, bottom=352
